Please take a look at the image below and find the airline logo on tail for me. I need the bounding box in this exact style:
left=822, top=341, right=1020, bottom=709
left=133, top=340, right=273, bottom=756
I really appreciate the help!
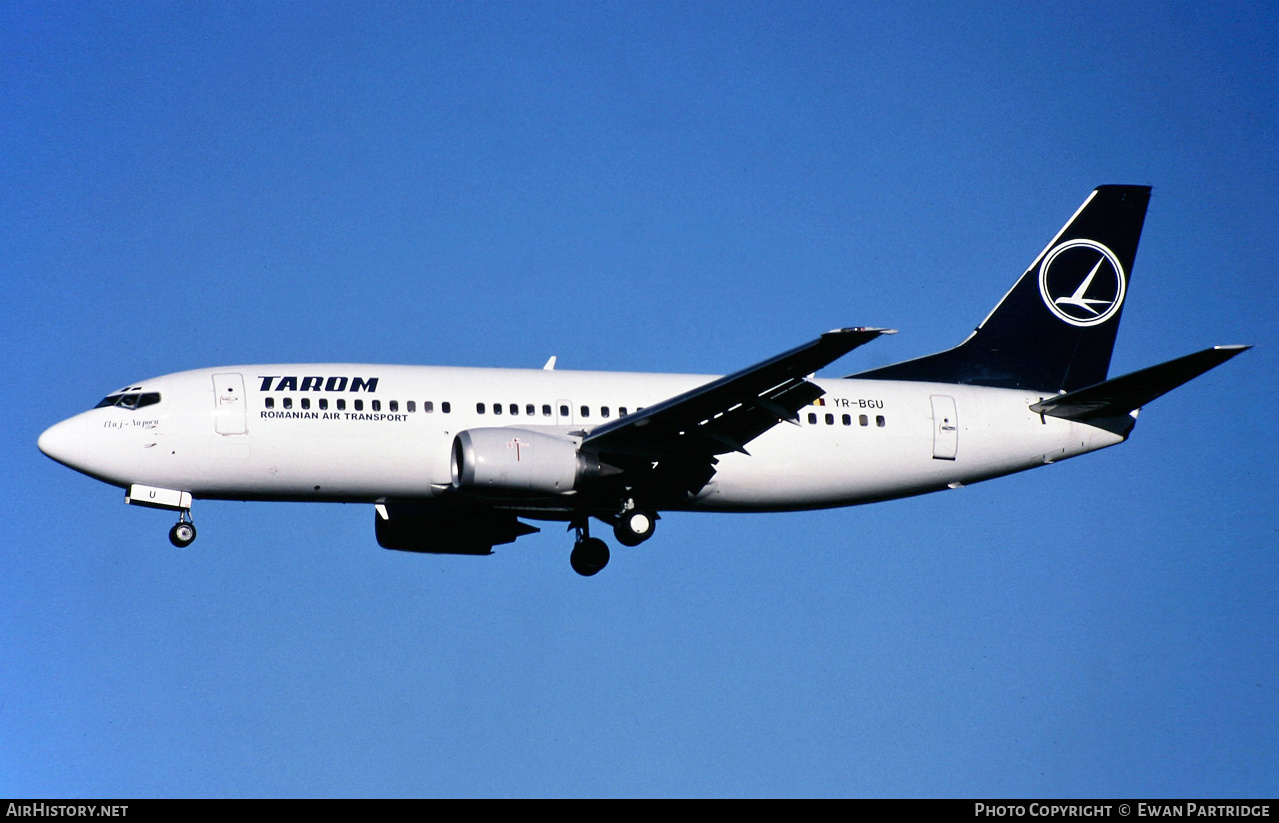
left=1038, top=239, right=1126, bottom=327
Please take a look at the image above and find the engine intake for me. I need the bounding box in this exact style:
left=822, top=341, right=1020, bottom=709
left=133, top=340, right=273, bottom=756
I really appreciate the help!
left=451, top=428, right=608, bottom=495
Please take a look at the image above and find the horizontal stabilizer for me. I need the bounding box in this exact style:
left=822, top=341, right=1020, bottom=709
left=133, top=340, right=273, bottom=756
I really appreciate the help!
left=1030, top=345, right=1250, bottom=422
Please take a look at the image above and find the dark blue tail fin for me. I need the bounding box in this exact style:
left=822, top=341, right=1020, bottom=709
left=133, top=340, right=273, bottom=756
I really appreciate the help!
left=853, top=185, right=1152, bottom=392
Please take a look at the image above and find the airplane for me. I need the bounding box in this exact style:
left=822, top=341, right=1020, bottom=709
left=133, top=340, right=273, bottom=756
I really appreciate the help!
left=38, top=185, right=1249, bottom=576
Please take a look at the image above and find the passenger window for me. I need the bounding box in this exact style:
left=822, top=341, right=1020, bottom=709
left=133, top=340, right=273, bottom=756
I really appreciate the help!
left=510, top=404, right=518, bottom=416
left=842, top=414, right=851, bottom=426
left=526, top=404, right=535, bottom=416
left=493, top=403, right=502, bottom=415
left=423, top=401, right=433, bottom=413
left=354, top=400, right=363, bottom=411
left=542, top=404, right=552, bottom=417
left=442, top=402, right=451, bottom=414
left=876, top=415, right=886, bottom=427
left=301, top=398, right=310, bottom=410
left=319, top=398, right=328, bottom=411
left=389, top=400, right=398, bottom=412
left=619, top=407, right=628, bottom=416
left=372, top=400, right=382, bottom=412
left=477, top=403, right=485, bottom=414
left=337, top=399, right=346, bottom=411
left=808, top=413, right=817, bottom=425
left=601, top=406, right=610, bottom=418
left=560, top=404, right=569, bottom=417
left=265, top=397, right=275, bottom=409
left=406, top=401, right=415, bottom=413
left=859, top=415, right=868, bottom=426
left=825, top=413, right=834, bottom=425
left=283, top=398, right=293, bottom=410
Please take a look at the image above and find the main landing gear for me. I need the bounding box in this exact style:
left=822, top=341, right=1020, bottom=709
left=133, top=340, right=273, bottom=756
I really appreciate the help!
left=570, top=530, right=610, bottom=577
left=569, top=504, right=658, bottom=576
left=613, top=508, right=656, bottom=547
left=168, top=510, right=196, bottom=548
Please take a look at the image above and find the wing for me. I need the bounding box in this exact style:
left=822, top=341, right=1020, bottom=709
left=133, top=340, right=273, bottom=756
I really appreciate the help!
left=581, top=328, right=893, bottom=492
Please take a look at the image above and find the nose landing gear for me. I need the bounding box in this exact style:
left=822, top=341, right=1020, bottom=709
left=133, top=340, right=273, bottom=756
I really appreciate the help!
left=124, top=485, right=198, bottom=548
left=168, top=511, right=196, bottom=548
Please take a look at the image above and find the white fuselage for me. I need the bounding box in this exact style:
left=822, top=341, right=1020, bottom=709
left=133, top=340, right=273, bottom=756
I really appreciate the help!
left=38, top=364, right=1127, bottom=515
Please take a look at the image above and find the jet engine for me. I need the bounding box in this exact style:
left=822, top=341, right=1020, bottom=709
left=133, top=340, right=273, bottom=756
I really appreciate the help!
left=450, top=428, right=610, bottom=495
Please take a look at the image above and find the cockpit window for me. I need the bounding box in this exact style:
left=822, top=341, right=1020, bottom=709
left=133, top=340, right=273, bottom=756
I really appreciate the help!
left=95, top=392, right=161, bottom=410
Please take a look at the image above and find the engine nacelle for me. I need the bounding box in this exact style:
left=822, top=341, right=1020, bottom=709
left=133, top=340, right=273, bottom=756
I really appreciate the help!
left=451, top=428, right=606, bottom=495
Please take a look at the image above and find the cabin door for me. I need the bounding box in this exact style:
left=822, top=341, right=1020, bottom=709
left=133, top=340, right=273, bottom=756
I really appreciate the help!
left=213, top=373, right=248, bottom=435
left=930, top=395, right=958, bottom=460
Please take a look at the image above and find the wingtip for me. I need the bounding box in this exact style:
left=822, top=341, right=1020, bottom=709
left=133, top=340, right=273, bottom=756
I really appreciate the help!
left=829, top=326, right=898, bottom=336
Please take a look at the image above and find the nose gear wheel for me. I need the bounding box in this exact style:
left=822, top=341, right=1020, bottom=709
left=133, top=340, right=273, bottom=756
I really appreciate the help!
left=169, top=512, right=196, bottom=548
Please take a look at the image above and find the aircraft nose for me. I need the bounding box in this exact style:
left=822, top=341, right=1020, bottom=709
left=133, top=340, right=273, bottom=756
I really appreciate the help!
left=38, top=417, right=85, bottom=468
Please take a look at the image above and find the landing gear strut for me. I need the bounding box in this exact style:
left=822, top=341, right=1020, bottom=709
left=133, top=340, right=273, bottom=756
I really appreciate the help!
left=569, top=521, right=609, bottom=576
left=168, top=511, right=196, bottom=548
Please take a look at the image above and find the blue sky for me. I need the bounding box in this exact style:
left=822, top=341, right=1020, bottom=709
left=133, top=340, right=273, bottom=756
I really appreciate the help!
left=2, top=0, right=1275, bottom=797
